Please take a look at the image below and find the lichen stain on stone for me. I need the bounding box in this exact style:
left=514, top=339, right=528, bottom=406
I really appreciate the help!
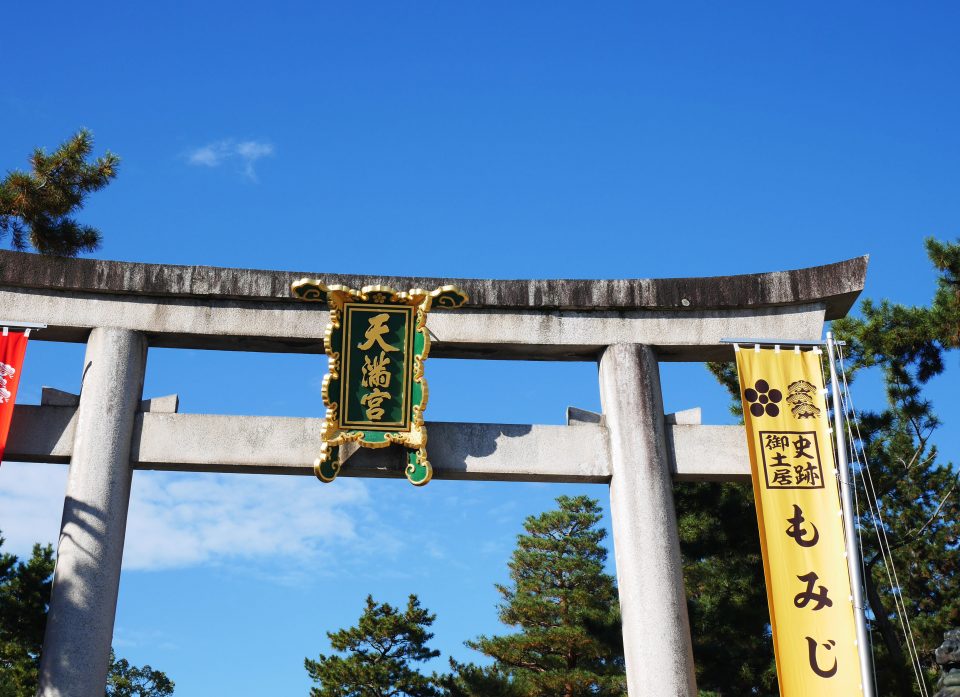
left=0, top=250, right=867, bottom=318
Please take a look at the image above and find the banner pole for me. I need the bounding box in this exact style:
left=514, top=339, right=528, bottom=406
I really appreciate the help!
left=826, top=331, right=875, bottom=697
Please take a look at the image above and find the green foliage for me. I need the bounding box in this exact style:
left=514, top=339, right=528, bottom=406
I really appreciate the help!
left=675, top=482, right=778, bottom=696
left=0, top=129, right=118, bottom=256
left=0, top=533, right=174, bottom=697
left=442, top=660, right=524, bottom=697
left=0, top=536, right=54, bottom=697
left=682, top=365, right=778, bottom=695
left=689, top=237, right=960, bottom=696
left=458, top=495, right=625, bottom=697
left=304, top=594, right=442, bottom=697
left=105, top=650, right=175, bottom=697
left=830, top=237, right=960, bottom=695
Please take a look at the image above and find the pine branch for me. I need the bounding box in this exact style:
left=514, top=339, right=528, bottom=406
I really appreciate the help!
left=0, top=130, right=118, bottom=257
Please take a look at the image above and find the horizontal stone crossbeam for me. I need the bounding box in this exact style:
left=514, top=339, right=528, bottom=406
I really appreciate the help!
left=0, top=289, right=828, bottom=362
left=6, top=405, right=750, bottom=482
left=0, top=251, right=867, bottom=361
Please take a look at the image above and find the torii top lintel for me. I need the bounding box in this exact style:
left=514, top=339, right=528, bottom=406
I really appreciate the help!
left=0, top=251, right=867, bottom=361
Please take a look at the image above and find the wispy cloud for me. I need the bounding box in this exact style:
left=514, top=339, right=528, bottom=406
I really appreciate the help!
left=113, top=626, right=180, bottom=652
left=0, top=463, right=396, bottom=582
left=0, top=463, right=66, bottom=554
left=123, top=472, right=371, bottom=572
left=186, top=138, right=275, bottom=180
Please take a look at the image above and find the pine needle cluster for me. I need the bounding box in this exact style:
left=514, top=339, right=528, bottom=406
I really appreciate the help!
left=310, top=498, right=625, bottom=697
left=305, top=595, right=443, bottom=697
left=0, top=129, right=118, bottom=256
left=457, top=495, right=625, bottom=697
left=0, top=534, right=174, bottom=697
left=105, top=650, right=174, bottom=697
left=0, top=537, right=54, bottom=697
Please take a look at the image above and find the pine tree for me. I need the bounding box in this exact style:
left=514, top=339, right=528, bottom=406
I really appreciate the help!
left=674, top=482, right=779, bottom=696
left=458, top=495, right=625, bottom=697
left=0, top=534, right=174, bottom=697
left=0, top=129, right=118, bottom=256
left=105, top=650, right=174, bottom=697
left=305, top=594, right=442, bottom=697
left=830, top=236, right=960, bottom=695
left=0, top=538, right=54, bottom=697
left=683, top=237, right=960, bottom=696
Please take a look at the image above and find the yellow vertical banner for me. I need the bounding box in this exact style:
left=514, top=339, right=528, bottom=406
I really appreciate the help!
left=735, top=346, right=862, bottom=696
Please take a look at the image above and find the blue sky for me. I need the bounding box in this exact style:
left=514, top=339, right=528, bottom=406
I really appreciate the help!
left=1, top=2, right=959, bottom=694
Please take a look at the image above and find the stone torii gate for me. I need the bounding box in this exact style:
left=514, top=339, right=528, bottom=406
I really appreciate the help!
left=0, top=250, right=867, bottom=697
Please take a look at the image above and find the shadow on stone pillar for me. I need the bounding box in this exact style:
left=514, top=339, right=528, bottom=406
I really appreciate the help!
left=37, top=328, right=147, bottom=697
left=599, top=343, right=697, bottom=697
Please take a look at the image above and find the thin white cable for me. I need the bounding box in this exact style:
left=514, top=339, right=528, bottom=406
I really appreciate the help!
left=821, top=346, right=882, bottom=696
left=816, top=350, right=845, bottom=512
left=838, top=347, right=930, bottom=695
left=822, top=348, right=882, bottom=695
left=846, top=421, right=869, bottom=614
left=840, top=378, right=927, bottom=696
left=843, top=377, right=931, bottom=697
left=837, top=359, right=927, bottom=695
left=844, top=381, right=885, bottom=691
left=848, top=404, right=878, bottom=679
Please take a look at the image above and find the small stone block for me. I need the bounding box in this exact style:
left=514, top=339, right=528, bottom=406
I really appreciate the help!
left=40, top=387, right=80, bottom=407
left=566, top=406, right=603, bottom=426
left=139, top=394, right=179, bottom=413
left=665, top=407, right=702, bottom=425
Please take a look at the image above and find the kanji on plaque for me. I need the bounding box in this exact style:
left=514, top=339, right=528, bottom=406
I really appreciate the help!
left=736, top=346, right=861, bottom=696
left=290, top=281, right=468, bottom=486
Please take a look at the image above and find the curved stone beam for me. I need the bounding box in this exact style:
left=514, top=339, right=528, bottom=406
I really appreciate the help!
left=0, top=250, right=866, bottom=313
left=0, top=251, right=866, bottom=360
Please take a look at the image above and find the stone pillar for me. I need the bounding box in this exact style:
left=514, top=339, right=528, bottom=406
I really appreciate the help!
left=599, top=344, right=697, bottom=697
left=38, top=328, right=147, bottom=697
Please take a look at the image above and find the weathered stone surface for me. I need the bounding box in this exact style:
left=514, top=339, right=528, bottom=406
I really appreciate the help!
left=139, top=394, right=179, bottom=413
left=566, top=406, right=603, bottom=425
left=600, top=344, right=698, bottom=696
left=0, top=251, right=865, bottom=360
left=0, top=287, right=829, bottom=361
left=6, top=405, right=751, bottom=482
left=666, top=424, right=748, bottom=481
left=936, top=629, right=960, bottom=696
left=40, top=387, right=80, bottom=407
left=7, top=404, right=76, bottom=461
left=665, top=407, right=701, bottom=425
left=37, top=329, right=147, bottom=697
left=38, top=389, right=177, bottom=413
left=0, top=249, right=866, bottom=315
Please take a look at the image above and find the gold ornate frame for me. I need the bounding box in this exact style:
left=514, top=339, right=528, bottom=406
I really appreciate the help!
left=291, top=280, right=468, bottom=485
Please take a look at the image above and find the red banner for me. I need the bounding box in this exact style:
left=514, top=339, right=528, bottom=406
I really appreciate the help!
left=0, top=331, right=29, bottom=466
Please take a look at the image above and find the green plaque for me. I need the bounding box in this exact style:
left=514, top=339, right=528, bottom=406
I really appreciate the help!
left=290, top=282, right=468, bottom=485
